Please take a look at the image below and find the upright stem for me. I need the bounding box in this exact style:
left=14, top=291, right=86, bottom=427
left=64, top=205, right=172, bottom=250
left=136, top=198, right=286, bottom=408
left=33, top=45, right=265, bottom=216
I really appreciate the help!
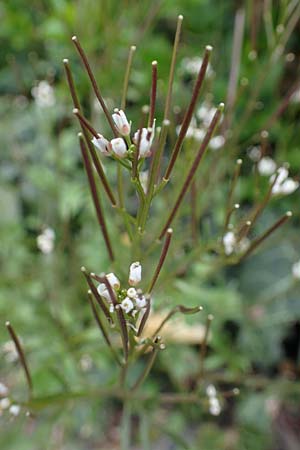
left=240, top=211, right=292, bottom=261
left=224, top=8, right=245, bottom=131
left=63, top=60, right=116, bottom=206
left=148, top=228, right=173, bottom=293
left=6, top=321, right=33, bottom=396
left=159, top=104, right=224, bottom=239
left=164, top=14, right=183, bottom=121
left=148, top=61, right=157, bottom=128
left=120, top=400, right=132, bottom=450
left=199, top=314, right=213, bottom=380
left=163, top=45, right=213, bottom=181
left=71, top=35, right=117, bottom=136
left=121, top=45, right=136, bottom=110
left=79, top=134, right=114, bottom=261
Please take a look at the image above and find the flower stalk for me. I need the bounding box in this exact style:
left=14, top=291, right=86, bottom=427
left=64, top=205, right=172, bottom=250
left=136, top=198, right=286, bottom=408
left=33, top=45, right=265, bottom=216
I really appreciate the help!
left=6, top=321, right=33, bottom=396
left=159, top=103, right=224, bottom=239
left=78, top=134, right=115, bottom=261
left=71, top=35, right=117, bottom=136
left=163, top=45, right=213, bottom=181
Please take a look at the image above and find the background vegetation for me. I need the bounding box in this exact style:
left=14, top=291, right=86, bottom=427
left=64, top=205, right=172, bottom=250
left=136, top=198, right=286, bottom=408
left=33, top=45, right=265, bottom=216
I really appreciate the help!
left=1, top=1, right=300, bottom=449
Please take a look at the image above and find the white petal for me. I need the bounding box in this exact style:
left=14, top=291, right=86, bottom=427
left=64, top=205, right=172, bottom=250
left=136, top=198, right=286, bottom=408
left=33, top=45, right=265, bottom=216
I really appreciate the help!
left=129, top=262, right=142, bottom=286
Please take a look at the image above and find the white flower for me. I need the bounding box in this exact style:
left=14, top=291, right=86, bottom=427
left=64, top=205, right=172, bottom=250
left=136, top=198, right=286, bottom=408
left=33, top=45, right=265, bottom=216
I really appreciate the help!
left=193, top=128, right=206, bottom=141
left=197, top=103, right=217, bottom=127
left=91, top=134, right=111, bottom=156
left=209, top=397, right=221, bottom=416
left=2, top=341, right=18, bottom=362
left=291, top=87, right=300, bottom=103
left=239, top=237, right=250, bottom=253
left=206, top=384, right=217, bottom=397
left=209, top=135, right=225, bottom=150
left=121, top=297, right=134, bottom=314
left=97, top=283, right=111, bottom=301
left=223, top=232, right=236, bottom=255
left=9, top=404, right=20, bottom=416
left=176, top=118, right=205, bottom=142
left=140, top=171, right=149, bottom=194
left=0, top=383, right=8, bottom=397
left=37, top=227, right=55, bottom=255
left=133, top=121, right=156, bottom=158
left=31, top=81, right=55, bottom=108
left=0, top=398, right=11, bottom=409
left=127, top=288, right=137, bottom=299
left=135, top=295, right=147, bottom=309
left=112, top=109, right=131, bottom=135
left=79, top=354, right=93, bottom=372
left=279, top=178, right=299, bottom=195
left=257, top=157, right=277, bottom=176
left=271, top=167, right=299, bottom=195
left=110, top=138, right=127, bottom=158
left=106, top=273, right=120, bottom=289
left=181, top=57, right=213, bottom=77
left=129, top=262, right=142, bottom=286
left=248, top=146, right=261, bottom=162
left=292, top=260, right=300, bottom=279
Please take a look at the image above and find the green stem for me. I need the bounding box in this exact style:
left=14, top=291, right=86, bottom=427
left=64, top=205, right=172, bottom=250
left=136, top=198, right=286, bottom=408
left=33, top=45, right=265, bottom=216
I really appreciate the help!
left=120, top=400, right=132, bottom=450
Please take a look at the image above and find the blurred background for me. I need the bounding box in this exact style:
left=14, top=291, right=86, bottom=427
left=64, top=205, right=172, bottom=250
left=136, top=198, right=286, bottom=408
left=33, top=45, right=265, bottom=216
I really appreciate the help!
left=1, top=0, right=300, bottom=449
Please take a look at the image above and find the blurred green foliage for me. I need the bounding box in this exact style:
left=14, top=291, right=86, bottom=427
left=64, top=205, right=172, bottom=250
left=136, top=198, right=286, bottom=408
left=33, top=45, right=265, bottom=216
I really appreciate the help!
left=1, top=1, right=300, bottom=449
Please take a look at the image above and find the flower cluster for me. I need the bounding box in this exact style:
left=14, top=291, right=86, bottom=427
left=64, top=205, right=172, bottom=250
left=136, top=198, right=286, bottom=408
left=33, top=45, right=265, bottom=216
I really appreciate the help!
left=37, top=227, right=55, bottom=255
left=92, top=109, right=155, bottom=159
left=96, top=262, right=148, bottom=317
left=31, top=81, right=55, bottom=108
left=206, top=384, right=221, bottom=416
left=176, top=102, right=225, bottom=150
left=223, top=231, right=250, bottom=256
left=271, top=166, right=299, bottom=196
left=0, top=382, right=21, bottom=418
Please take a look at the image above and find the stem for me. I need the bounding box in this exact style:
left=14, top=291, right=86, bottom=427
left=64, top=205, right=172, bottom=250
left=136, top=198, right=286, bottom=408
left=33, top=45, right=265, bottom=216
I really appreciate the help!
left=224, top=8, right=245, bottom=131
left=159, top=104, right=224, bottom=239
left=98, top=275, right=129, bottom=362
left=190, top=180, right=198, bottom=244
left=81, top=267, right=112, bottom=322
left=73, top=108, right=99, bottom=138
left=63, top=59, right=81, bottom=109
left=117, top=165, right=125, bottom=208
left=79, top=134, right=115, bottom=261
left=121, top=45, right=136, bottom=110
left=120, top=400, right=132, bottom=450
left=163, top=45, right=213, bottom=180
left=148, top=228, right=173, bottom=293
left=132, top=347, right=159, bottom=391
left=72, top=35, right=117, bottom=136
left=148, top=61, right=157, bottom=128
left=6, top=321, right=33, bottom=396
left=87, top=291, right=121, bottom=366
left=198, top=314, right=213, bottom=380
left=240, top=211, right=292, bottom=261
left=63, top=60, right=116, bottom=206
left=163, top=14, right=183, bottom=121
left=139, top=120, right=170, bottom=231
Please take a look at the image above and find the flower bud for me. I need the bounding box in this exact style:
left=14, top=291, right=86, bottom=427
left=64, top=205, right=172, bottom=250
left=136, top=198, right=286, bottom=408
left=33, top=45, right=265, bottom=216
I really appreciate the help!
left=133, top=121, right=156, bottom=158
left=97, top=283, right=111, bottom=301
left=106, top=273, right=120, bottom=289
left=91, top=134, right=111, bottom=156
left=112, top=109, right=131, bottom=136
left=110, top=138, right=127, bottom=158
left=128, top=261, right=142, bottom=286
left=135, top=295, right=147, bottom=309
